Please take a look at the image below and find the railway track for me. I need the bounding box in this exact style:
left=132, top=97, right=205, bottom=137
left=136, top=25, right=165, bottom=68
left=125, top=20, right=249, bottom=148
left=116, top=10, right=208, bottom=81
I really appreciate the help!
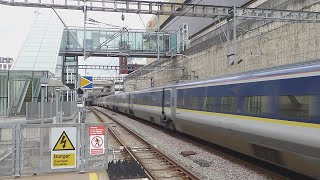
left=89, top=106, right=200, bottom=180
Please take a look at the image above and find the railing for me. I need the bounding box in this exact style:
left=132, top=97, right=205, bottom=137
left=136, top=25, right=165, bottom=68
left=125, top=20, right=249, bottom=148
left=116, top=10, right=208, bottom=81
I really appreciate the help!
left=26, top=101, right=77, bottom=121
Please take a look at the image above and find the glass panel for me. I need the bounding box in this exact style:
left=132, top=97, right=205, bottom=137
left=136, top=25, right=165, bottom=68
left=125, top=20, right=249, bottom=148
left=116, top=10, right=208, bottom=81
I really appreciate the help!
left=202, top=96, right=214, bottom=111
left=190, top=96, right=199, bottom=110
left=135, top=33, right=142, bottom=51
left=244, top=96, right=270, bottom=115
left=278, top=95, right=313, bottom=119
left=177, top=96, right=184, bottom=109
left=221, top=96, right=237, bottom=113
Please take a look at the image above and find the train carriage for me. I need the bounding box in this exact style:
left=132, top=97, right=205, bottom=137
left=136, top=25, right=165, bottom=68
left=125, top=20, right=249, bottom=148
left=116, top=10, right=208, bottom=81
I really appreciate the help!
left=94, top=62, right=320, bottom=179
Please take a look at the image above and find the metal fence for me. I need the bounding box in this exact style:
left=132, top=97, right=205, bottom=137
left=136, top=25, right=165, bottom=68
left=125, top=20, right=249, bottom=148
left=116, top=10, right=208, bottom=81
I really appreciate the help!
left=0, top=123, right=108, bottom=177
left=0, top=124, right=14, bottom=176
left=26, top=101, right=77, bottom=120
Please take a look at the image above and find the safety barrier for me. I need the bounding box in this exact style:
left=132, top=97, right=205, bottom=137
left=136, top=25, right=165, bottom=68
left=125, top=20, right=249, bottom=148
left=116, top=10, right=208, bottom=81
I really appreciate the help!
left=0, top=123, right=108, bottom=177
left=26, top=101, right=77, bottom=120
left=0, top=124, right=14, bottom=176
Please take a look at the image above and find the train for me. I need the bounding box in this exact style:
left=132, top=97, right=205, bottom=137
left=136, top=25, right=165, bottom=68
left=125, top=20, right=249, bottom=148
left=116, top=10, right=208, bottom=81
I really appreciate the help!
left=94, top=61, right=320, bottom=179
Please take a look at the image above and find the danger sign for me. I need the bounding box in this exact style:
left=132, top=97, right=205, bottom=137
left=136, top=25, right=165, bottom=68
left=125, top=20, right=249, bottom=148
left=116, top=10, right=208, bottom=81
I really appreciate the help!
left=89, top=126, right=105, bottom=155
left=51, top=127, right=77, bottom=169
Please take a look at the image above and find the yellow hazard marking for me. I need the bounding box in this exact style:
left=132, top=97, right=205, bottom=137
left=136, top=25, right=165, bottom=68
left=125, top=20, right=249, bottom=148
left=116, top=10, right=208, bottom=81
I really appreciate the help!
left=89, top=173, right=98, bottom=180
left=53, top=131, right=75, bottom=151
left=52, top=153, right=75, bottom=167
left=81, top=77, right=92, bottom=88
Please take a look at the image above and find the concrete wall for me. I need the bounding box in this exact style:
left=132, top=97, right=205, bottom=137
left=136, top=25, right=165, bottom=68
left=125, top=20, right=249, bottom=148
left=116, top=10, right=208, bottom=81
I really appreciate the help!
left=124, top=0, right=320, bottom=91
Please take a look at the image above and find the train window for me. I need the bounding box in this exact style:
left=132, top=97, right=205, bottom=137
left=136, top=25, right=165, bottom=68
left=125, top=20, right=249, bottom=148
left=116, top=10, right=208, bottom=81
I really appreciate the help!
left=177, top=96, right=184, bottom=108
left=202, top=96, right=214, bottom=111
left=164, top=91, right=170, bottom=107
left=150, top=92, right=161, bottom=106
left=190, top=96, right=199, bottom=110
left=278, top=95, right=313, bottom=119
left=143, top=93, right=150, bottom=105
left=244, top=96, right=270, bottom=115
left=221, top=96, right=237, bottom=113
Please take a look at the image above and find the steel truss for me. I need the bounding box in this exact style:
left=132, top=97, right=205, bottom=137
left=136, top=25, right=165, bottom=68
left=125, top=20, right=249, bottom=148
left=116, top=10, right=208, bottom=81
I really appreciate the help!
left=1, top=0, right=320, bottom=22
left=59, top=64, right=183, bottom=71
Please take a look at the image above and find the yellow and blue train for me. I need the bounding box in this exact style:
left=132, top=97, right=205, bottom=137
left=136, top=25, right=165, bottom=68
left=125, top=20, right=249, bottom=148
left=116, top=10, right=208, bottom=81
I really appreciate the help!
left=94, top=62, right=320, bottom=179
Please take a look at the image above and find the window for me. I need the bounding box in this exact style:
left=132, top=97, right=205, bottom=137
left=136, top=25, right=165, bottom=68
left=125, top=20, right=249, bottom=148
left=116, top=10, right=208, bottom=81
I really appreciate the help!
left=278, top=95, right=313, bottom=119
left=144, top=93, right=150, bottom=105
left=150, top=92, right=161, bottom=106
left=190, top=96, right=199, bottom=110
left=177, top=96, right=185, bottom=108
left=244, top=96, right=270, bottom=115
left=164, top=91, right=170, bottom=107
left=221, top=96, right=237, bottom=113
left=202, top=96, right=214, bottom=111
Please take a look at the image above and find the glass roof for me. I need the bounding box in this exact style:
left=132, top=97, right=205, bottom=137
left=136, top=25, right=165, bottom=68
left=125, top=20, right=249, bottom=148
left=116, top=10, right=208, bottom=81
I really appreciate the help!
left=12, top=12, right=63, bottom=74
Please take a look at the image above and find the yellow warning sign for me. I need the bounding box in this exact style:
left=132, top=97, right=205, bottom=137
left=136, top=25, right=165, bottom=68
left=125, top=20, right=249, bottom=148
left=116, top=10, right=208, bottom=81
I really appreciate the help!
left=53, top=131, right=75, bottom=151
left=52, top=153, right=75, bottom=167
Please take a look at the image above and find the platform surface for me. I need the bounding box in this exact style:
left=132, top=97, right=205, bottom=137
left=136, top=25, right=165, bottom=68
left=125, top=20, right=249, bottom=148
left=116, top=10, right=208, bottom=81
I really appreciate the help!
left=0, top=172, right=108, bottom=180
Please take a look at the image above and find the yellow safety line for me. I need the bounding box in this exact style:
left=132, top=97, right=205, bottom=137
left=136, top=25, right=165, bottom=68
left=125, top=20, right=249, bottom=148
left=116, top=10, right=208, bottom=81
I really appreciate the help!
left=128, top=104, right=320, bottom=128
left=177, top=108, right=320, bottom=129
left=89, top=173, right=98, bottom=180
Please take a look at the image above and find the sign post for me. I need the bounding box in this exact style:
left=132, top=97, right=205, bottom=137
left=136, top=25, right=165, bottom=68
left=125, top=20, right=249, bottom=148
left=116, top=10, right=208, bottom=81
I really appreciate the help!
left=51, top=127, right=77, bottom=169
left=89, top=126, right=106, bottom=155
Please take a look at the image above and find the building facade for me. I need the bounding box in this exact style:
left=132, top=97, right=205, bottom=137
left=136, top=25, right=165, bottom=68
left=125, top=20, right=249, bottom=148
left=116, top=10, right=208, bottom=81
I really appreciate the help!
left=0, top=57, right=14, bottom=70
left=124, top=0, right=320, bottom=91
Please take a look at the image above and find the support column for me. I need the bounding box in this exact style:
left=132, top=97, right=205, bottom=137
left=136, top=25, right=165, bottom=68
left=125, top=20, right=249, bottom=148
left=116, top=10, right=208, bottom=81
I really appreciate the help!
left=55, top=90, right=59, bottom=124
left=157, top=3, right=160, bottom=61
left=226, top=21, right=231, bottom=65
left=40, top=86, right=45, bottom=124
left=232, top=4, right=237, bottom=64
left=40, top=85, right=45, bottom=170
left=83, top=4, right=87, bottom=61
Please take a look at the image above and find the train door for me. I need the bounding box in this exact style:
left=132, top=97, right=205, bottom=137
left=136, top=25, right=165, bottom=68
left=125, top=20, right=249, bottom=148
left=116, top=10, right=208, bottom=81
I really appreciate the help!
left=129, top=93, right=133, bottom=115
left=171, top=87, right=177, bottom=122
left=161, top=88, right=165, bottom=116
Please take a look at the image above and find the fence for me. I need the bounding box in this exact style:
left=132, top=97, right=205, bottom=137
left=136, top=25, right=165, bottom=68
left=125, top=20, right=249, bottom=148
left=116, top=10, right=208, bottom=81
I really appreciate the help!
left=26, top=101, right=77, bottom=121
left=0, top=123, right=108, bottom=177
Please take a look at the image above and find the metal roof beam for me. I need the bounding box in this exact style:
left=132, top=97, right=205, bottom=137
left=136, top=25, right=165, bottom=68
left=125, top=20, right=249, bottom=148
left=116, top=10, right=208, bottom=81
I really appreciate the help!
left=1, top=0, right=320, bottom=22
left=235, top=8, right=320, bottom=23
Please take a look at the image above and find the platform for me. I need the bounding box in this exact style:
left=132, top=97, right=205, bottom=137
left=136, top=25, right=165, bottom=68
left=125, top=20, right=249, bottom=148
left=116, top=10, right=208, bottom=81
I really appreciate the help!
left=0, top=172, right=107, bottom=180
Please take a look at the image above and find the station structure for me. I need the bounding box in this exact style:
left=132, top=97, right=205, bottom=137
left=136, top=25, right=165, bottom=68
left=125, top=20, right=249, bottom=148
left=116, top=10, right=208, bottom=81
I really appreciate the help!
left=0, top=0, right=320, bottom=179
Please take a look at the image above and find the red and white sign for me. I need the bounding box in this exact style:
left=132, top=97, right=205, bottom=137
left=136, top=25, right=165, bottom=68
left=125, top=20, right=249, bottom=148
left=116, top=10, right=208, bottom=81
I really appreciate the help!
left=89, top=126, right=106, bottom=155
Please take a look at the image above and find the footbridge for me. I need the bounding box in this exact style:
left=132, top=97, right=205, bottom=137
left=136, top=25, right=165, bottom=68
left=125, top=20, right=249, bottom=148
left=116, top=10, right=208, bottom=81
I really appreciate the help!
left=60, top=27, right=178, bottom=58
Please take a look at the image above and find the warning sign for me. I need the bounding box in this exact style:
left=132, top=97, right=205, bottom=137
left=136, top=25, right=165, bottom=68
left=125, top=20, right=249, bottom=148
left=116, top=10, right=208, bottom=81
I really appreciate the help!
left=52, top=153, right=75, bottom=167
left=51, top=127, right=77, bottom=169
left=89, top=126, right=106, bottom=155
left=53, top=131, right=75, bottom=151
